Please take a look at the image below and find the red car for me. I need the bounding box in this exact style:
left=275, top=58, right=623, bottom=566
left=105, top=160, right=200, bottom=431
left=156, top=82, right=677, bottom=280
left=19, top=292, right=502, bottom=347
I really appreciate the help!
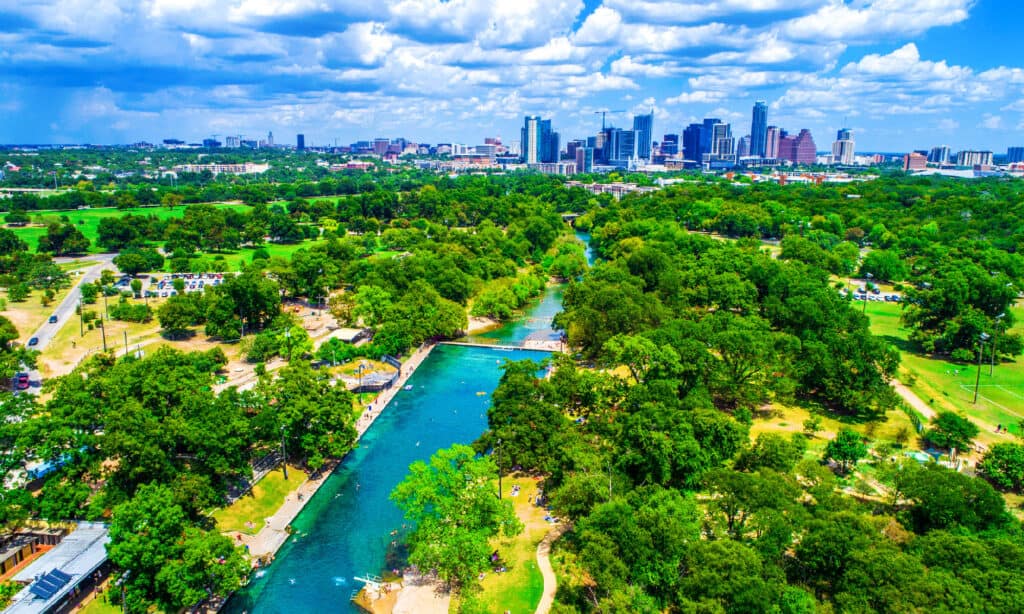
left=15, top=373, right=29, bottom=390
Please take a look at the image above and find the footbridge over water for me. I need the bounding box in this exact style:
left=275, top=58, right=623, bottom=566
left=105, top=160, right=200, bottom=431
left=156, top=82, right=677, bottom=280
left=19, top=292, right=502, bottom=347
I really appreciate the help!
left=442, top=338, right=563, bottom=352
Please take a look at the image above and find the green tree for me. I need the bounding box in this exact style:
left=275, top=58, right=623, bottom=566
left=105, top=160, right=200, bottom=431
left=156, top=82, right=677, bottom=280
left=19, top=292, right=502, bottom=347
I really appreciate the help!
left=38, top=222, right=90, bottom=255
left=823, top=429, right=867, bottom=474
left=978, top=443, right=1024, bottom=492
left=925, top=411, right=979, bottom=452
left=391, top=445, right=522, bottom=592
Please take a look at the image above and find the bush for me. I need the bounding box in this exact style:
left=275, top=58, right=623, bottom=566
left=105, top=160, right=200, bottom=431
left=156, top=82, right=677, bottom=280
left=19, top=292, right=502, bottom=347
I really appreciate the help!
left=109, top=301, right=152, bottom=323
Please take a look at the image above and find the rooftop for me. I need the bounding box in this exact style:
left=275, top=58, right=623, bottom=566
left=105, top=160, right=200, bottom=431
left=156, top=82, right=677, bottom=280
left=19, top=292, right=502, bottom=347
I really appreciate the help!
left=4, top=523, right=109, bottom=614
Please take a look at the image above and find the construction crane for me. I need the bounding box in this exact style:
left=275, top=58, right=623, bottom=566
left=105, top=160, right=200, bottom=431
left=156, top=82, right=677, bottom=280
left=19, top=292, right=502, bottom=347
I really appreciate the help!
left=594, top=109, right=625, bottom=131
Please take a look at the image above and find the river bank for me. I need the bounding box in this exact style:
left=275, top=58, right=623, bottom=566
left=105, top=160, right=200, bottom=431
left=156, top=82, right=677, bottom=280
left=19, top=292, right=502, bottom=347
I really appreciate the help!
left=232, top=343, right=438, bottom=559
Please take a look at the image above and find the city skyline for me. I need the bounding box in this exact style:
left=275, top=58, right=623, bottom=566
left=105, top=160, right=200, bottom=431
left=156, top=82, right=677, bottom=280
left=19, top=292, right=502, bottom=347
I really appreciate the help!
left=0, top=1, right=1022, bottom=151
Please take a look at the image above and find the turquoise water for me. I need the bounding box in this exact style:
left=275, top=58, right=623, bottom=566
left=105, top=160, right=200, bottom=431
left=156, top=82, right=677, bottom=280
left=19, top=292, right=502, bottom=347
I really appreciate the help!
left=227, top=315, right=559, bottom=613
left=575, top=230, right=596, bottom=266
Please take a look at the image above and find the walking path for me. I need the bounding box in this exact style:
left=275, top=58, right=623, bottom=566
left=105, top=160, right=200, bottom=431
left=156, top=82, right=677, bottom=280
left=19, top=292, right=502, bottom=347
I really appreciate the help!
left=534, top=524, right=568, bottom=614
left=891, top=379, right=936, bottom=420
left=232, top=343, right=437, bottom=558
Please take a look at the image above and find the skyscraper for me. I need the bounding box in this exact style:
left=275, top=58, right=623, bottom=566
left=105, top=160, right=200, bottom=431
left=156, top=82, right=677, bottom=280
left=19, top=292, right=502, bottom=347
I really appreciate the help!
left=711, top=122, right=733, bottom=157
left=737, top=136, right=751, bottom=158
left=575, top=147, right=594, bottom=173
left=928, top=146, right=950, bottom=164
left=765, top=126, right=781, bottom=159
left=267, top=131, right=274, bottom=147
left=701, top=118, right=721, bottom=157
left=750, top=101, right=768, bottom=157
left=832, top=128, right=855, bottom=165
left=606, top=128, right=637, bottom=163
left=780, top=129, right=817, bottom=166
left=632, top=111, right=654, bottom=161
left=521, top=116, right=539, bottom=164
left=521, top=116, right=559, bottom=164
left=296, top=134, right=305, bottom=150
left=682, top=124, right=702, bottom=164
left=661, top=134, right=679, bottom=156
left=1008, top=147, right=1024, bottom=163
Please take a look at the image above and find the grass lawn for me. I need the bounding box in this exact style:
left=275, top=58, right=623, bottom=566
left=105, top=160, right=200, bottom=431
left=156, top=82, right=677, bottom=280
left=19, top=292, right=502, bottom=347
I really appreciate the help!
left=78, top=593, right=122, bottom=614
left=37, top=300, right=165, bottom=378
left=473, top=476, right=548, bottom=614
left=202, top=240, right=322, bottom=272
left=1, top=285, right=74, bottom=343
left=10, top=203, right=251, bottom=254
left=863, top=301, right=1024, bottom=445
left=213, top=466, right=308, bottom=535
left=752, top=404, right=916, bottom=457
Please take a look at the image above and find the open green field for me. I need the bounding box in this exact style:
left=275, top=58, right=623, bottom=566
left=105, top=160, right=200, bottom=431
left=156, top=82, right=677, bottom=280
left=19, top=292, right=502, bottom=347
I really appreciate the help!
left=213, top=466, right=308, bottom=535
left=473, top=476, right=547, bottom=614
left=865, top=300, right=1024, bottom=441
left=8, top=203, right=251, bottom=254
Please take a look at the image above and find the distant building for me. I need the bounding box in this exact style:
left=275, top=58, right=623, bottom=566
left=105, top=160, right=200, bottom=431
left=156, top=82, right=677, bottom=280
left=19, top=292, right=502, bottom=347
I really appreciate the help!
left=928, top=145, right=951, bottom=164
left=224, top=136, right=240, bottom=148
left=173, top=162, right=270, bottom=175
left=267, top=131, right=274, bottom=147
left=779, top=129, right=816, bottom=166
left=521, top=116, right=540, bottom=164
left=566, top=139, right=584, bottom=161
left=162, top=138, right=185, bottom=146
left=605, top=128, right=637, bottom=165
left=575, top=147, right=594, bottom=173
left=956, top=150, right=993, bottom=167
left=632, top=111, right=654, bottom=161
left=736, top=135, right=751, bottom=158
left=373, top=138, right=389, bottom=156
left=903, top=152, right=928, bottom=171
left=750, top=101, right=768, bottom=157
left=832, top=128, right=855, bottom=165
left=765, top=126, right=781, bottom=159
left=682, top=123, right=702, bottom=164
left=661, top=133, right=679, bottom=156
left=296, top=134, right=305, bottom=150
left=202, top=138, right=221, bottom=148
left=1007, top=146, right=1024, bottom=164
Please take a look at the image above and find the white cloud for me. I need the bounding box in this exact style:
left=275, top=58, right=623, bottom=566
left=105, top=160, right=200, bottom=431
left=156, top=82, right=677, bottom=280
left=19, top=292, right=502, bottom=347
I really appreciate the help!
left=784, top=0, right=973, bottom=41
left=980, top=114, right=1002, bottom=130
left=841, top=43, right=971, bottom=83
left=665, top=90, right=726, bottom=105
left=937, top=118, right=959, bottom=130
left=573, top=7, right=623, bottom=45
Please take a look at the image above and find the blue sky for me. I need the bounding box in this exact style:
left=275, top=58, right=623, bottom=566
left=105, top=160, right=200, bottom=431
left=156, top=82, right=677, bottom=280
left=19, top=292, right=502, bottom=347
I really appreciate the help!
left=0, top=0, right=1022, bottom=152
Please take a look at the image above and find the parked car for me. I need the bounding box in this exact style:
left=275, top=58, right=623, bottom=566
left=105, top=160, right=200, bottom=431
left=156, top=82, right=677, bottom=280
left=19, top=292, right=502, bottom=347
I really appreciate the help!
left=15, top=373, right=29, bottom=390
left=27, top=337, right=39, bottom=347
left=48, top=315, right=58, bottom=324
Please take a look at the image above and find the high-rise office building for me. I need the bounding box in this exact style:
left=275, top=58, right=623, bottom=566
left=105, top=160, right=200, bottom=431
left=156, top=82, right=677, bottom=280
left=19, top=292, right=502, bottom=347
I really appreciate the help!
left=296, top=134, right=305, bottom=150
left=832, top=128, right=855, bottom=165
left=575, top=147, right=594, bottom=173
left=765, top=126, right=781, bottom=159
left=928, top=146, right=950, bottom=164
left=521, top=116, right=540, bottom=164
left=521, top=116, right=559, bottom=164
left=605, top=128, right=637, bottom=163
left=711, top=122, right=733, bottom=157
left=267, top=131, right=274, bottom=147
left=682, top=124, right=702, bottom=163
left=661, top=134, right=679, bottom=156
left=373, top=138, right=390, bottom=156
left=737, top=136, right=751, bottom=158
left=792, top=129, right=817, bottom=165
left=956, top=150, right=993, bottom=167
left=566, top=139, right=585, bottom=161
left=750, top=101, right=768, bottom=157
left=700, top=118, right=721, bottom=157
left=202, top=138, right=221, bottom=148
left=632, top=111, right=654, bottom=161
left=225, top=135, right=241, bottom=148
left=1008, top=147, right=1024, bottom=163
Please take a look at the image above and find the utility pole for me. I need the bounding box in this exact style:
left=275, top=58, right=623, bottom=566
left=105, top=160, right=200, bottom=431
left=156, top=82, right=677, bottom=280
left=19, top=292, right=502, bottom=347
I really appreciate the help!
left=99, top=320, right=107, bottom=352
left=991, top=313, right=1005, bottom=376
left=101, top=284, right=109, bottom=320
left=280, top=425, right=288, bottom=480
left=78, top=295, right=84, bottom=337
left=974, top=333, right=990, bottom=404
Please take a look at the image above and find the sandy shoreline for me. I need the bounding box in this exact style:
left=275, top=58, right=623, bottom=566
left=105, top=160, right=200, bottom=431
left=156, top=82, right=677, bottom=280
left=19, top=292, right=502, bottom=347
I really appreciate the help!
left=235, top=342, right=437, bottom=559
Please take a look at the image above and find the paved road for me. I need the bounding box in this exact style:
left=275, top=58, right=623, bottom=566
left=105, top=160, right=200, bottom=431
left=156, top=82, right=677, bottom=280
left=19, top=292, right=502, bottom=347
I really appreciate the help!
left=22, top=254, right=117, bottom=393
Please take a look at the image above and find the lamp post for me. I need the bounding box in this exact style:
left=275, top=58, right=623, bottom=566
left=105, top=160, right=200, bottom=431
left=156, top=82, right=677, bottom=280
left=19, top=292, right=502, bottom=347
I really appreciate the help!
left=280, top=425, right=288, bottom=480
left=284, top=329, right=292, bottom=361
left=974, top=332, right=991, bottom=404
left=862, top=272, right=873, bottom=314
left=991, top=313, right=1005, bottom=376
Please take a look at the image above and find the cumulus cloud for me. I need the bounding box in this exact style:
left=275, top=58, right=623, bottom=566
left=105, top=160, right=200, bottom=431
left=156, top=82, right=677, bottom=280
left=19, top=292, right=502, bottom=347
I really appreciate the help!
left=783, top=0, right=973, bottom=41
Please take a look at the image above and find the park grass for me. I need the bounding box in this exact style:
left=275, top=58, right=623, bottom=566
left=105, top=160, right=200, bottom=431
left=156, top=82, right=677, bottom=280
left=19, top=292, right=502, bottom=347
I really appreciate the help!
left=78, top=593, right=123, bottom=614
left=752, top=404, right=916, bottom=456
left=37, top=301, right=164, bottom=378
left=472, top=476, right=548, bottom=614
left=213, top=466, right=308, bottom=535
left=10, top=203, right=251, bottom=254
left=862, top=301, right=1024, bottom=445
left=1, top=285, right=74, bottom=344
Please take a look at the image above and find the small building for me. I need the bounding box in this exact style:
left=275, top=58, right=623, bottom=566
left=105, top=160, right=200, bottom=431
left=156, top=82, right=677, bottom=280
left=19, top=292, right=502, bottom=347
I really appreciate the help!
left=3, top=523, right=110, bottom=614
